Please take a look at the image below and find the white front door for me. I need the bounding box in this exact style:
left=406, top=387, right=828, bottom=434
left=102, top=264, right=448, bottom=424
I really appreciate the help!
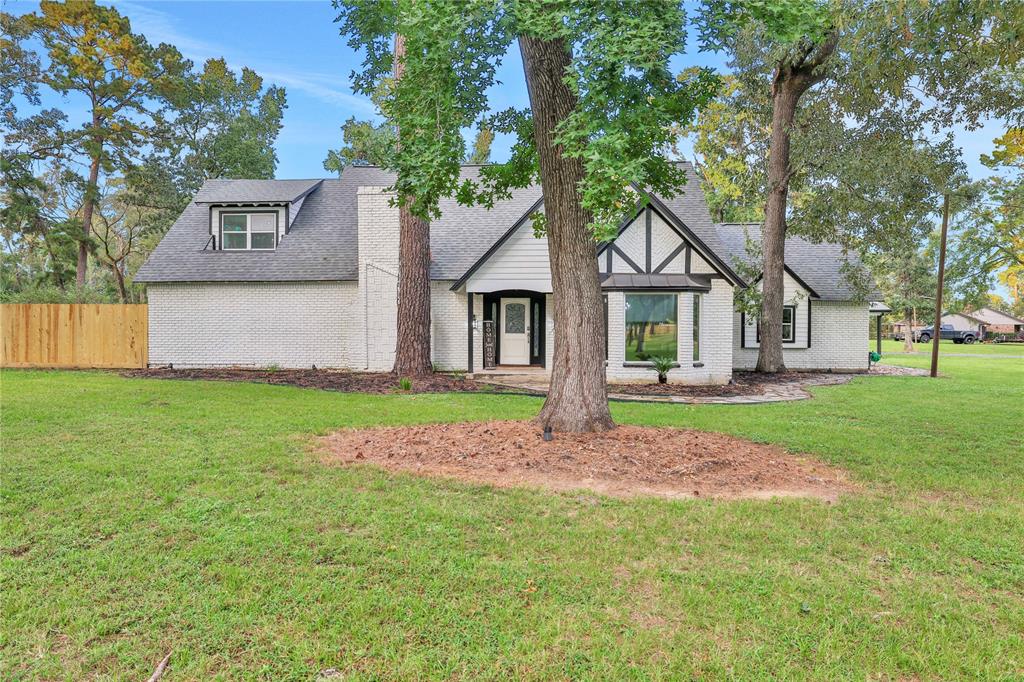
left=500, top=298, right=531, bottom=365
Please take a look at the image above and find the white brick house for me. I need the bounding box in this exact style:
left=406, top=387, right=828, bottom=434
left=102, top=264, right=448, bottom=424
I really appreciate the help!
left=135, top=164, right=882, bottom=383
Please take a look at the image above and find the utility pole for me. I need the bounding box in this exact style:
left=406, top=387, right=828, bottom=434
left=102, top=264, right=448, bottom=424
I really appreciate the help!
left=930, top=193, right=950, bottom=378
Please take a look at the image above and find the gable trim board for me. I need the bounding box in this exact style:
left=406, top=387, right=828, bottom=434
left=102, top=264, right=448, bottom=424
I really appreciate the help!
left=749, top=266, right=822, bottom=301
left=594, top=196, right=741, bottom=285
left=450, top=195, right=546, bottom=291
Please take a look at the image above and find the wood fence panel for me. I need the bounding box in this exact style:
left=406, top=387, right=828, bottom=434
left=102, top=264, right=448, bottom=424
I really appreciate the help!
left=1, top=304, right=148, bottom=368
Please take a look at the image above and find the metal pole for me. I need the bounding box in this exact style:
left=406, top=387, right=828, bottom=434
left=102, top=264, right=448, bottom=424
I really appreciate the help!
left=930, top=193, right=950, bottom=378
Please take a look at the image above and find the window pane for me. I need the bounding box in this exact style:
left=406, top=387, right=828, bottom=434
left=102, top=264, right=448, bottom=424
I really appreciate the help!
left=250, top=213, right=275, bottom=232
left=223, top=214, right=246, bottom=231
left=505, top=303, right=526, bottom=333
left=625, top=294, right=677, bottom=361
left=222, top=232, right=246, bottom=250
left=692, top=294, right=701, bottom=362
left=251, top=232, right=275, bottom=250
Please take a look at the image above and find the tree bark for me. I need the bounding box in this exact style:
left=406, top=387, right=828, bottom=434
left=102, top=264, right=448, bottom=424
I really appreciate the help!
left=903, top=307, right=915, bottom=352
left=755, top=34, right=837, bottom=373
left=391, top=33, right=433, bottom=377
left=756, top=81, right=800, bottom=373
left=111, top=261, right=128, bottom=302
left=78, top=147, right=101, bottom=288
left=520, top=34, right=614, bottom=433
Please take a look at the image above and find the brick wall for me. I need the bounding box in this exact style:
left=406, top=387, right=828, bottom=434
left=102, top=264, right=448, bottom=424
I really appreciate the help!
left=356, top=187, right=400, bottom=371
left=733, top=300, right=869, bottom=371
left=147, top=281, right=359, bottom=368
left=604, top=279, right=733, bottom=385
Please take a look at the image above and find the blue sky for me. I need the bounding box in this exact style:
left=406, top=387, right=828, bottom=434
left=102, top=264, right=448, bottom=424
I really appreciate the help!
left=8, top=0, right=1009, bottom=183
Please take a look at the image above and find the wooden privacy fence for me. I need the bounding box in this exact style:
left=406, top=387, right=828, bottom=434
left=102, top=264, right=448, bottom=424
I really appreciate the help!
left=1, top=304, right=148, bottom=368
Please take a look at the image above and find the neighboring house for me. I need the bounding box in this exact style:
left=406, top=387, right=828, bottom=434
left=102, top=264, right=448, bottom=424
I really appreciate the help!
left=940, top=311, right=986, bottom=337
left=134, top=163, right=882, bottom=383
left=966, top=306, right=1024, bottom=335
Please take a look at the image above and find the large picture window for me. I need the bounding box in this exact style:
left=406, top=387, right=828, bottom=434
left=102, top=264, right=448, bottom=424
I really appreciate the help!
left=221, top=212, right=277, bottom=251
left=624, top=293, right=677, bottom=362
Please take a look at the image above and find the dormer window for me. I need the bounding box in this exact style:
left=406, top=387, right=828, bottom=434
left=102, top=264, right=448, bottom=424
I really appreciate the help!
left=220, top=211, right=278, bottom=251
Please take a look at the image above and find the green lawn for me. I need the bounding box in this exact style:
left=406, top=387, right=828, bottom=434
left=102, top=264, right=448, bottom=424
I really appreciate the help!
left=2, top=356, right=1023, bottom=679
left=876, top=338, right=1024, bottom=356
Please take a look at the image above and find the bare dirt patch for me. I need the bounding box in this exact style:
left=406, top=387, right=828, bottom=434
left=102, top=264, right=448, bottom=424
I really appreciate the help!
left=318, top=420, right=853, bottom=501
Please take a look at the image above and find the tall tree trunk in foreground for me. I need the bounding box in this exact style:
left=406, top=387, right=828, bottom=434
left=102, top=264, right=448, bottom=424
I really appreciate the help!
left=756, top=34, right=837, bottom=373
left=391, top=33, right=433, bottom=377
left=520, top=34, right=614, bottom=432
left=78, top=131, right=101, bottom=287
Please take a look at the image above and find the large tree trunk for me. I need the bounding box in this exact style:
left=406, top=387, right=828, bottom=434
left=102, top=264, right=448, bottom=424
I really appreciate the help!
left=391, top=33, right=433, bottom=377
left=755, top=35, right=837, bottom=373
left=520, top=34, right=614, bottom=433
left=755, top=82, right=800, bottom=373
left=78, top=150, right=101, bottom=288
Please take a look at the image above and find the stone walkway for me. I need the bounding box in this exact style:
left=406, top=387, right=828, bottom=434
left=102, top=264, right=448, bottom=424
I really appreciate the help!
left=486, top=364, right=929, bottom=405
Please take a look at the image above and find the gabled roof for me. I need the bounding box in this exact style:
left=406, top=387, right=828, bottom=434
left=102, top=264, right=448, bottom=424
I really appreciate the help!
left=453, top=162, right=743, bottom=289
left=136, top=164, right=877, bottom=301
left=716, top=222, right=883, bottom=301
left=136, top=173, right=378, bottom=282
left=193, top=179, right=323, bottom=204
left=968, top=306, right=1024, bottom=325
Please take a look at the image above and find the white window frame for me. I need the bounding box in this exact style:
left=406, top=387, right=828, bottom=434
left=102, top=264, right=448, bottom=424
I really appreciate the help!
left=782, top=305, right=796, bottom=343
left=220, top=211, right=278, bottom=251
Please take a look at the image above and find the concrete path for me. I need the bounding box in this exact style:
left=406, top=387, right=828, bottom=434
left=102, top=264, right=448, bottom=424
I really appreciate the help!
left=487, top=365, right=929, bottom=405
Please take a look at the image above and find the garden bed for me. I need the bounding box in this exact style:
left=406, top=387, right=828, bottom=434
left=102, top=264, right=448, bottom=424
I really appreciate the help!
left=319, top=420, right=853, bottom=501
left=121, top=367, right=522, bottom=395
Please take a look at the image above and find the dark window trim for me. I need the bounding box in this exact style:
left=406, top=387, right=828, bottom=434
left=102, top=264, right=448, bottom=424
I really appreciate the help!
left=807, top=298, right=812, bottom=347
left=218, top=208, right=280, bottom=252
left=603, top=294, right=609, bottom=360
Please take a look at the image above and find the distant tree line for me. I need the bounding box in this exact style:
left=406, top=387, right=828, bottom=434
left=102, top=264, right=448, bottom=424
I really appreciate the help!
left=1, top=1, right=286, bottom=303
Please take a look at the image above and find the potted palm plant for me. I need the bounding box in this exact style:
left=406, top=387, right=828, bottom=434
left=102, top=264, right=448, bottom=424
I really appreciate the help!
left=649, top=356, right=675, bottom=384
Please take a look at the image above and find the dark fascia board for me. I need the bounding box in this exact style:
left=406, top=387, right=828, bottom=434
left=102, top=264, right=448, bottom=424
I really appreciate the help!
left=642, top=192, right=745, bottom=287
left=749, top=266, right=821, bottom=300
left=450, top=194, right=546, bottom=291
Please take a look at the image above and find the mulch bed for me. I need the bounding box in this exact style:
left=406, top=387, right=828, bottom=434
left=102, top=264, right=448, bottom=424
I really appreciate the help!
left=319, top=420, right=853, bottom=501
left=120, top=368, right=524, bottom=395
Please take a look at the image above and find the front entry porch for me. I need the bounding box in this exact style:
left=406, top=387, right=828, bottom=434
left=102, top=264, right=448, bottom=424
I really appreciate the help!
left=479, top=290, right=546, bottom=370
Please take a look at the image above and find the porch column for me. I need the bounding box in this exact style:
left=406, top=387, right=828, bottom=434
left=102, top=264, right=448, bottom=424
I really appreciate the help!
left=467, top=291, right=474, bottom=374
left=876, top=315, right=882, bottom=355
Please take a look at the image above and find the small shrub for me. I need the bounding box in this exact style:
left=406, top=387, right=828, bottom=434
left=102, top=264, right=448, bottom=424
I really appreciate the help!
left=265, top=363, right=281, bottom=373
left=398, top=377, right=412, bottom=391
left=649, top=356, right=675, bottom=384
